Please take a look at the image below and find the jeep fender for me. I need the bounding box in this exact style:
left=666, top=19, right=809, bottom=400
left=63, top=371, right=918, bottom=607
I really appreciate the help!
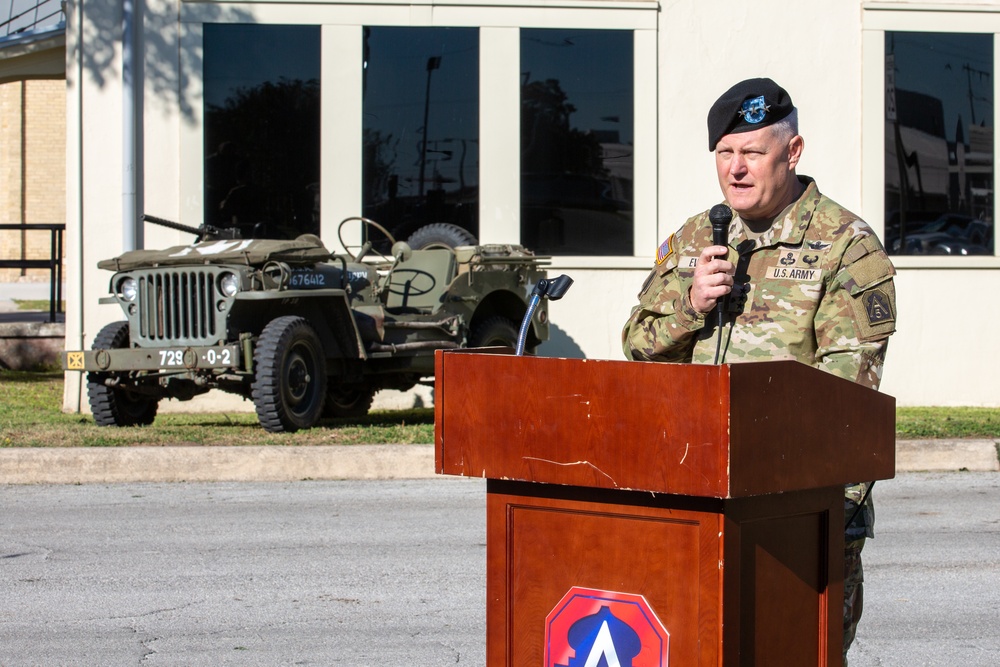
left=234, top=289, right=366, bottom=362
left=469, top=288, right=546, bottom=350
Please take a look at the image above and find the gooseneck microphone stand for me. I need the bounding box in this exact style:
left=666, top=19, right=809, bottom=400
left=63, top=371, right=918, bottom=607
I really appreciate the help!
left=515, top=275, right=574, bottom=356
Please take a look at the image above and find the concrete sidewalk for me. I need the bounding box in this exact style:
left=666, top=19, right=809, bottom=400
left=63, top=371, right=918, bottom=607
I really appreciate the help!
left=0, top=280, right=59, bottom=302
left=0, top=280, right=63, bottom=318
left=0, top=439, right=996, bottom=485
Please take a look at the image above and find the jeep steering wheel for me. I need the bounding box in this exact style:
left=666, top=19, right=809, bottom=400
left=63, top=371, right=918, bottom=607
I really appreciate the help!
left=337, top=216, right=397, bottom=262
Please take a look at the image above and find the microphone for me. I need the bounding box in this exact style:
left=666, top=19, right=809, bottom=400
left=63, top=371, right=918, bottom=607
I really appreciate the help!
left=709, top=204, right=731, bottom=249
left=708, top=204, right=733, bottom=330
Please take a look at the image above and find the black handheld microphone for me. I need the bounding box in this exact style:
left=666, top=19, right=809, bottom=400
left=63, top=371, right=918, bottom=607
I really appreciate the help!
left=709, top=204, right=731, bottom=249
left=708, top=204, right=733, bottom=331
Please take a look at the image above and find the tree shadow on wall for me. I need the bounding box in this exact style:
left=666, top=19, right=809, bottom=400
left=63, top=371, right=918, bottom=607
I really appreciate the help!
left=74, top=1, right=255, bottom=124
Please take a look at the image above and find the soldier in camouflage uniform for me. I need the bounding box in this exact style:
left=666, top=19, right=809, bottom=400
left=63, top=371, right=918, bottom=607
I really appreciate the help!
left=622, top=78, right=896, bottom=666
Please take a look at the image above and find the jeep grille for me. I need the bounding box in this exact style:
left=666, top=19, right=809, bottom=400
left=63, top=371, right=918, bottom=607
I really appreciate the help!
left=130, top=268, right=222, bottom=346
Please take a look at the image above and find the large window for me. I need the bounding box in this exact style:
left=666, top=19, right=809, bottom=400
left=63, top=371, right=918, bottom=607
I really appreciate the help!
left=203, top=24, right=321, bottom=238
left=520, top=29, right=633, bottom=256
left=362, top=27, right=479, bottom=245
left=885, top=31, right=994, bottom=256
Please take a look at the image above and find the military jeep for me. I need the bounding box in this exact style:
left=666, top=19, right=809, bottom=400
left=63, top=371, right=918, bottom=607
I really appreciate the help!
left=63, top=216, right=550, bottom=432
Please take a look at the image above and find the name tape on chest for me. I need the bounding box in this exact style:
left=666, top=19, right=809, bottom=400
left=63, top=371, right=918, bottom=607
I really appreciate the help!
left=765, top=266, right=821, bottom=281
left=678, top=255, right=699, bottom=268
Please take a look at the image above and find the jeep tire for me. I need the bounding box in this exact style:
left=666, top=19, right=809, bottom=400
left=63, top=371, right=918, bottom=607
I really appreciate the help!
left=324, top=383, right=376, bottom=419
left=87, top=321, right=159, bottom=427
left=407, top=223, right=477, bottom=250
left=252, top=316, right=328, bottom=433
left=469, top=315, right=519, bottom=349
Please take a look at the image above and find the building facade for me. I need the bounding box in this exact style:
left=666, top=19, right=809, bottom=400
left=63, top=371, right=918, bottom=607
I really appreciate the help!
left=0, top=78, right=65, bottom=281
left=1, top=1, right=66, bottom=283
left=63, top=0, right=1000, bottom=411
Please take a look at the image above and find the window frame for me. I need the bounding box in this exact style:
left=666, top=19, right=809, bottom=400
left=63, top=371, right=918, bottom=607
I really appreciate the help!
left=518, top=27, right=637, bottom=257
left=863, top=4, right=1000, bottom=266
left=178, top=1, right=658, bottom=266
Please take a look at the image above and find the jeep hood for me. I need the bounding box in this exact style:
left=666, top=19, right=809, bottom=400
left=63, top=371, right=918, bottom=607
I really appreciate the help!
left=98, top=237, right=333, bottom=271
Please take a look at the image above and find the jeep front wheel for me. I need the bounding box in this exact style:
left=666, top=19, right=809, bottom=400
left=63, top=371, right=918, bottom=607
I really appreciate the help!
left=87, top=321, right=159, bottom=427
left=252, top=316, right=327, bottom=433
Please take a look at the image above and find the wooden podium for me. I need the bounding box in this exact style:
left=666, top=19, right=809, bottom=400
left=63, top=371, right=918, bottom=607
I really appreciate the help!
left=434, top=351, right=895, bottom=666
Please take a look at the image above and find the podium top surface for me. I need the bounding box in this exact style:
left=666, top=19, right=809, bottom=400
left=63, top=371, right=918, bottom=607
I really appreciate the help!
left=434, top=351, right=895, bottom=498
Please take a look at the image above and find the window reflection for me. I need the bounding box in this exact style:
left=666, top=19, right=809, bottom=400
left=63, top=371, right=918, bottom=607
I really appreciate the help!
left=885, top=32, right=994, bottom=256
left=521, top=29, right=633, bottom=256
left=204, top=24, right=320, bottom=238
left=362, top=27, right=479, bottom=246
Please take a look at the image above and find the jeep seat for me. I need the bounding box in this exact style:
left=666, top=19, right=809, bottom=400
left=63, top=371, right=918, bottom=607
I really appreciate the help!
left=384, top=248, right=456, bottom=310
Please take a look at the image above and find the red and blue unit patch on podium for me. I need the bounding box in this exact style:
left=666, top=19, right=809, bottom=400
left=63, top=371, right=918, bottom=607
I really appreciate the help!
left=545, top=587, right=670, bottom=667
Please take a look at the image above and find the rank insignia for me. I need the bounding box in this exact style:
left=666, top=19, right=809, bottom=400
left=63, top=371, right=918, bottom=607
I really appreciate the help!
left=739, top=95, right=770, bottom=124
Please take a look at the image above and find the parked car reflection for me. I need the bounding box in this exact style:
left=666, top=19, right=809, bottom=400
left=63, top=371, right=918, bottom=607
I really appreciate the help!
left=888, top=213, right=993, bottom=256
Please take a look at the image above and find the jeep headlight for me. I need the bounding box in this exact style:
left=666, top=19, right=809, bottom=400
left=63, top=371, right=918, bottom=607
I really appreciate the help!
left=117, top=276, right=138, bottom=302
left=218, top=272, right=240, bottom=297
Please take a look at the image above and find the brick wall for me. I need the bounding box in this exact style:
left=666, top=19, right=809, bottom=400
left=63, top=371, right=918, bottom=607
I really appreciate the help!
left=0, top=78, right=66, bottom=283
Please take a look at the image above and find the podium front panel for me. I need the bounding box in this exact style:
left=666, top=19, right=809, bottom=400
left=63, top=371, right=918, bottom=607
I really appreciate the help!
left=487, top=481, right=723, bottom=666
left=487, top=480, right=843, bottom=666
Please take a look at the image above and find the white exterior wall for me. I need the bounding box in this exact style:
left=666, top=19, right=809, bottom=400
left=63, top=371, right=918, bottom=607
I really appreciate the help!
left=64, top=0, right=1000, bottom=412
left=65, top=0, right=124, bottom=412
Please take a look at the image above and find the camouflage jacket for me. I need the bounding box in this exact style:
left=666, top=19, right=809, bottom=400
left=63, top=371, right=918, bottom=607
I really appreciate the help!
left=622, top=178, right=896, bottom=537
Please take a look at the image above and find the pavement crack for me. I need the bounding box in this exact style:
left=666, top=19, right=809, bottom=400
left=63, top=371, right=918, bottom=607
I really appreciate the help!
left=110, top=599, right=207, bottom=621
left=137, top=635, right=158, bottom=664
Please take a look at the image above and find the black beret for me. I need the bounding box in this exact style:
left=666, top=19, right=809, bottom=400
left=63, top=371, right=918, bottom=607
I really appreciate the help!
left=707, top=77, right=794, bottom=151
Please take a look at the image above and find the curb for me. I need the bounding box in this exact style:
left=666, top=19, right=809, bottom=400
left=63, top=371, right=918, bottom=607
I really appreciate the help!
left=0, top=440, right=996, bottom=485
left=0, top=444, right=436, bottom=485
left=895, top=439, right=999, bottom=473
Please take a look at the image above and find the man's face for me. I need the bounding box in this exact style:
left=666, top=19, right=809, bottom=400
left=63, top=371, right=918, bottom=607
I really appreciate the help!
left=714, top=126, right=803, bottom=222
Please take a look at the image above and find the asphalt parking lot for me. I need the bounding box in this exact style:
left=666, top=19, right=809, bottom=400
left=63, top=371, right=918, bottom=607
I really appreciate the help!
left=2, top=472, right=999, bottom=666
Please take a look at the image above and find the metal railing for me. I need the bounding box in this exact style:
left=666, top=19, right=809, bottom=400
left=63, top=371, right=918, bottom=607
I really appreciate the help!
left=1, top=0, right=64, bottom=38
left=0, top=223, right=65, bottom=322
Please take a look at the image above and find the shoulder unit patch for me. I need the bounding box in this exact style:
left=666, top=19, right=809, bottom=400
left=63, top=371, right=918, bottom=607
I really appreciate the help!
left=850, top=283, right=897, bottom=342
left=864, top=288, right=893, bottom=324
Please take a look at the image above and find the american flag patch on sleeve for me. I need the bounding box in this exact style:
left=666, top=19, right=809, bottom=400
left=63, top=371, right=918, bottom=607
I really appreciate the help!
left=656, top=234, right=674, bottom=265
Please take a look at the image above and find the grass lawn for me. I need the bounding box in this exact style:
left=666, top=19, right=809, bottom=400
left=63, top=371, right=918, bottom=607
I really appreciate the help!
left=1, top=370, right=997, bottom=447
left=0, top=371, right=433, bottom=447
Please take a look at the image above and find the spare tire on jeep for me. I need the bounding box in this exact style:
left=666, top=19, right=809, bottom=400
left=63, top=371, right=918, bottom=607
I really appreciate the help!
left=407, top=223, right=477, bottom=250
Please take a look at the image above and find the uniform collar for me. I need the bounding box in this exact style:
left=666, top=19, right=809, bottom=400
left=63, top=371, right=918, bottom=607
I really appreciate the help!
left=736, top=176, right=818, bottom=249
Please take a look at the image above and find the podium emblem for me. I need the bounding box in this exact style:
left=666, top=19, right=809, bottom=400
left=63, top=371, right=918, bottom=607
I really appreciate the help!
left=545, top=587, right=669, bottom=667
